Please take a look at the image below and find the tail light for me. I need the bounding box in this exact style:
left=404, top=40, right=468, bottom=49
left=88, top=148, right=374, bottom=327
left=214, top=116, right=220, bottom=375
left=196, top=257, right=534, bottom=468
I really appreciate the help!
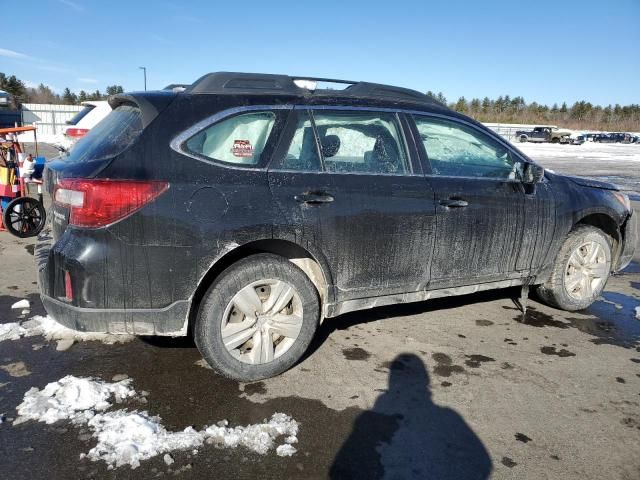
left=65, top=128, right=89, bottom=138
left=64, top=270, right=73, bottom=301
left=53, top=179, right=169, bottom=228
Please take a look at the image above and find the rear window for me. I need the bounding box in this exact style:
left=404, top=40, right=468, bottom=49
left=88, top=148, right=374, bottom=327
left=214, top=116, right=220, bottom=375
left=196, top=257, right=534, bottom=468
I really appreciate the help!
left=64, top=104, right=143, bottom=163
left=65, top=105, right=95, bottom=125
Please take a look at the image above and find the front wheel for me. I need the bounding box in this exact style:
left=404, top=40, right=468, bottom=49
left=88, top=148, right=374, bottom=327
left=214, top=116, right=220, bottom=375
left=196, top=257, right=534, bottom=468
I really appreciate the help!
left=195, top=254, right=320, bottom=381
left=536, top=226, right=612, bottom=311
left=2, top=196, right=47, bottom=238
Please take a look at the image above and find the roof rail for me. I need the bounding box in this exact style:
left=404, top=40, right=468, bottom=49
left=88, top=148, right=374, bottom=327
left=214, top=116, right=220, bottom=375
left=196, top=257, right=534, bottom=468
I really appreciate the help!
left=186, top=72, right=436, bottom=104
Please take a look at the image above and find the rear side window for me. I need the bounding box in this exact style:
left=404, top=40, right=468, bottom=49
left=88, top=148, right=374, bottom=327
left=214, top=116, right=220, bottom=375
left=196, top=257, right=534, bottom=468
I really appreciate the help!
left=64, top=104, right=142, bottom=164
left=311, top=111, right=409, bottom=175
left=185, top=112, right=276, bottom=166
left=65, top=105, right=95, bottom=125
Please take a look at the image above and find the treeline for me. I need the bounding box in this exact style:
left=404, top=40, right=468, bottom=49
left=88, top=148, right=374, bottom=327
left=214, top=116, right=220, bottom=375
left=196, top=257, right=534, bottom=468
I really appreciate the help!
left=427, top=91, right=640, bottom=132
left=0, top=72, right=124, bottom=107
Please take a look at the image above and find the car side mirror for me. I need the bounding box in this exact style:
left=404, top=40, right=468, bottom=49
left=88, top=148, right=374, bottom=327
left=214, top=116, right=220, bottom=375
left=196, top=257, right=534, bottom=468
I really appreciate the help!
left=522, top=163, right=544, bottom=184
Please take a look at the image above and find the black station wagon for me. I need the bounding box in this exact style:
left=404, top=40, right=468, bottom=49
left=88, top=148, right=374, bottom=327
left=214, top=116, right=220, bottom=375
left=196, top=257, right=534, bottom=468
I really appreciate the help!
left=38, top=72, right=638, bottom=381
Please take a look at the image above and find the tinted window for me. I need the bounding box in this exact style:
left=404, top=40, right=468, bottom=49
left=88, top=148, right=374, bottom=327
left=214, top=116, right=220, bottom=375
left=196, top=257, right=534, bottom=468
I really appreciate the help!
left=65, top=105, right=95, bottom=125
left=413, top=115, right=518, bottom=179
left=272, top=111, right=321, bottom=171
left=185, top=111, right=275, bottom=166
left=63, top=104, right=142, bottom=164
left=312, top=111, right=409, bottom=175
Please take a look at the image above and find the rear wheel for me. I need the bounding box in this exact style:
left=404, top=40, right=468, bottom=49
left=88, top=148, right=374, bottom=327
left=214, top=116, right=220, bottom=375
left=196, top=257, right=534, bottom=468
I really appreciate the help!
left=195, top=254, right=320, bottom=381
left=2, top=197, right=46, bottom=238
left=519, top=135, right=528, bottom=143
left=536, top=226, right=612, bottom=311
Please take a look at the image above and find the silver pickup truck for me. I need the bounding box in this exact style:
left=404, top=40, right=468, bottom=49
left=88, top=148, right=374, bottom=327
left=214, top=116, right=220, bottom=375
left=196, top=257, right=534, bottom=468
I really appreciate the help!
left=516, top=126, right=572, bottom=143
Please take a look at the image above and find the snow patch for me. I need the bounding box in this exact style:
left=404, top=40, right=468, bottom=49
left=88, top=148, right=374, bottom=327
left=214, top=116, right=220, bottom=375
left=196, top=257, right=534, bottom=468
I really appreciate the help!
left=636, top=306, right=640, bottom=320
left=11, top=299, right=30, bottom=310
left=276, top=444, right=297, bottom=457
left=14, top=376, right=299, bottom=468
left=15, top=375, right=137, bottom=425
left=0, top=315, right=133, bottom=350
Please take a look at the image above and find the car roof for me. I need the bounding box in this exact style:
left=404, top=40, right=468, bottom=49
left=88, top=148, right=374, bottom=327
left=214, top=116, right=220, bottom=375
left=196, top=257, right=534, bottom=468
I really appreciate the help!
left=184, top=72, right=449, bottom=110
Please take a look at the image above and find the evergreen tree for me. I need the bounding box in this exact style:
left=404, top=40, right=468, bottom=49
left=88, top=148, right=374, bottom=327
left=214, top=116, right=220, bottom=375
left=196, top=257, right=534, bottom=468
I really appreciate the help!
left=105, top=85, right=124, bottom=96
left=454, top=96, right=468, bottom=113
left=62, top=87, right=77, bottom=105
left=0, top=73, right=27, bottom=107
left=78, top=90, right=88, bottom=103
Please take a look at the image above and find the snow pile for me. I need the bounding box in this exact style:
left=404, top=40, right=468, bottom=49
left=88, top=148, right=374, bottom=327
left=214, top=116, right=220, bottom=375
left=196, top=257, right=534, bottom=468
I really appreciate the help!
left=0, top=315, right=133, bottom=350
left=15, top=375, right=137, bottom=425
left=14, top=375, right=299, bottom=469
left=204, top=412, right=298, bottom=455
left=0, top=322, right=29, bottom=342
left=85, top=411, right=298, bottom=468
left=636, top=306, right=640, bottom=320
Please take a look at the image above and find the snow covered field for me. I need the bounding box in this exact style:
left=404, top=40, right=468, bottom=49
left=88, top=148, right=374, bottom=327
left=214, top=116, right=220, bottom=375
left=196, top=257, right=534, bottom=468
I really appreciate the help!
left=515, top=141, right=640, bottom=198
left=517, top=141, right=640, bottom=163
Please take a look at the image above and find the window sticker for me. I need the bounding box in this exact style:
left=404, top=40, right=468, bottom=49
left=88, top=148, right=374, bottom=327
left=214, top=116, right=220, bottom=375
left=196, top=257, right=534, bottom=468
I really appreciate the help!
left=231, top=140, right=254, bottom=158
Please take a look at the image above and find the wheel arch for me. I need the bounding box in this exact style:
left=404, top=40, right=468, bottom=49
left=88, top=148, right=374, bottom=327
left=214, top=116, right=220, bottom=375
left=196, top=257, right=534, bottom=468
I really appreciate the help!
left=574, top=212, right=621, bottom=262
left=187, top=238, right=333, bottom=333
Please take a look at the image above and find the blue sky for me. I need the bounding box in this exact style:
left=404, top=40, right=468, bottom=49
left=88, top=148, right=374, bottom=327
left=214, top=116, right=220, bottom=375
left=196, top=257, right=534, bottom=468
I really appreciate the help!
left=1, top=0, right=638, bottom=106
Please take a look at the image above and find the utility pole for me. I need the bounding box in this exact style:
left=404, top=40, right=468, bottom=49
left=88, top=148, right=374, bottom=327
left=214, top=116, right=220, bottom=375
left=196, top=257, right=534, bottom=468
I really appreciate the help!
left=139, top=66, right=147, bottom=91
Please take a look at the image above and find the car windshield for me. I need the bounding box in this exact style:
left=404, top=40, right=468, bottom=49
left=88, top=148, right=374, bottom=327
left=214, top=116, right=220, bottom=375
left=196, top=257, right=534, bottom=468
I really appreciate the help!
left=62, top=104, right=143, bottom=163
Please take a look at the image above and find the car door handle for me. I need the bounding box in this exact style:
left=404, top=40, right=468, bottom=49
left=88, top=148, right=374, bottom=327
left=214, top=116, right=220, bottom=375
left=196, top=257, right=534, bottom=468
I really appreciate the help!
left=294, top=193, right=334, bottom=205
left=439, top=198, right=469, bottom=208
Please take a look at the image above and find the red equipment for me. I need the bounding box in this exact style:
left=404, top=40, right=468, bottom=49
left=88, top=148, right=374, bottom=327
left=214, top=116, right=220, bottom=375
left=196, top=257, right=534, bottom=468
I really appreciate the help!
left=0, top=126, right=47, bottom=238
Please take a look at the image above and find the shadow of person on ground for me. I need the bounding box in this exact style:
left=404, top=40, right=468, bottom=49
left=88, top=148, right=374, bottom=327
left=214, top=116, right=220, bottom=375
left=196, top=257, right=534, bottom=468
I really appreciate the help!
left=330, top=353, right=492, bottom=480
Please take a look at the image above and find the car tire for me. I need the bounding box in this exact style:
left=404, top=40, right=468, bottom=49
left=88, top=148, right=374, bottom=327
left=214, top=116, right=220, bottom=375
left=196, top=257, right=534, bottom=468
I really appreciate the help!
left=535, top=225, right=612, bottom=311
left=551, top=137, right=560, bottom=143
left=194, top=253, right=320, bottom=381
left=519, top=135, right=527, bottom=143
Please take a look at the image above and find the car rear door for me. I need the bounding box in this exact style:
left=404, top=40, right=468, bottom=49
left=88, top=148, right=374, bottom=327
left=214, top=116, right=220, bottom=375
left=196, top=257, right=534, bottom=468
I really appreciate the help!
left=409, top=113, right=528, bottom=289
left=267, top=107, right=437, bottom=303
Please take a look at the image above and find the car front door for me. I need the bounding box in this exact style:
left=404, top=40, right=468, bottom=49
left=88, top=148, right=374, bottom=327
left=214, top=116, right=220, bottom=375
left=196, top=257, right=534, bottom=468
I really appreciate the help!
left=267, top=107, right=437, bottom=303
left=410, top=114, right=529, bottom=289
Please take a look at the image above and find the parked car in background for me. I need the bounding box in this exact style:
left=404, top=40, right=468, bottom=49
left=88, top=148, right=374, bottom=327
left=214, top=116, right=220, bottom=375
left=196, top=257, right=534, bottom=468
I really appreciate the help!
left=516, top=126, right=572, bottom=143
left=570, top=134, right=586, bottom=145
left=593, top=133, right=617, bottom=143
left=52, top=101, right=111, bottom=151
left=39, top=72, right=637, bottom=381
left=63, top=101, right=111, bottom=141
left=593, top=132, right=635, bottom=143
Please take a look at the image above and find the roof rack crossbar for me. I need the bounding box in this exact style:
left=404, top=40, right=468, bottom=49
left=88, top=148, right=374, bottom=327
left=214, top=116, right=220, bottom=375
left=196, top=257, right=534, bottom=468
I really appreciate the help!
left=290, top=76, right=359, bottom=85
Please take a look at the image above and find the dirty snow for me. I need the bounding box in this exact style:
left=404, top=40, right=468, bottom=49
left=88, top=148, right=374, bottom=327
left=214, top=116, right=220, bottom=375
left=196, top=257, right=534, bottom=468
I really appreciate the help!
left=15, top=375, right=137, bottom=425
left=14, top=376, right=299, bottom=468
left=0, top=315, right=133, bottom=350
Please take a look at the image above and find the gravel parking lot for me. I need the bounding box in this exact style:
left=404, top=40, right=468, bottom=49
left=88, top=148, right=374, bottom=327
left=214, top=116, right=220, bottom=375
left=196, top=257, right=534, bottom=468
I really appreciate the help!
left=1, top=143, right=638, bottom=479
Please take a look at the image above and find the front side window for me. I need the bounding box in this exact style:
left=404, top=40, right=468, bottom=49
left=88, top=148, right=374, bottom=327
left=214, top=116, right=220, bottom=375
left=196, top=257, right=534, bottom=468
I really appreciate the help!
left=413, top=115, right=518, bottom=179
left=311, top=111, right=409, bottom=175
left=185, top=111, right=276, bottom=165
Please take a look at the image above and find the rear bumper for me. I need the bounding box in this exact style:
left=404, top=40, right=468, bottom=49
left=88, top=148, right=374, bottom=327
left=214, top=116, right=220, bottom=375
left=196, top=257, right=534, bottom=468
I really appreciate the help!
left=40, top=294, right=189, bottom=336
left=616, top=210, right=638, bottom=271
left=36, top=228, right=190, bottom=336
